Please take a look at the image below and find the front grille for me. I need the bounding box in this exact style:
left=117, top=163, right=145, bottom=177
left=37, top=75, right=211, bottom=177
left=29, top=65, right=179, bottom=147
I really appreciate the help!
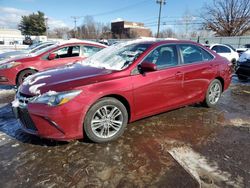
left=18, top=108, right=37, bottom=132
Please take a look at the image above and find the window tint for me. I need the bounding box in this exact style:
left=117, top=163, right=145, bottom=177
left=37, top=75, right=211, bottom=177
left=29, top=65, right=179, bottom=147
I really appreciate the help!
left=211, top=46, right=219, bottom=52
left=180, top=45, right=203, bottom=64
left=212, top=45, right=231, bottom=53
left=144, top=45, right=178, bottom=69
left=82, top=45, right=103, bottom=57
left=219, top=46, right=231, bottom=53
left=52, top=46, right=80, bottom=59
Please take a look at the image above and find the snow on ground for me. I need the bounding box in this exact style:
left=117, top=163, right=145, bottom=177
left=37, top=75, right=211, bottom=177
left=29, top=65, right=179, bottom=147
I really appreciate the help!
left=168, top=146, right=243, bottom=188
left=0, top=89, right=16, bottom=96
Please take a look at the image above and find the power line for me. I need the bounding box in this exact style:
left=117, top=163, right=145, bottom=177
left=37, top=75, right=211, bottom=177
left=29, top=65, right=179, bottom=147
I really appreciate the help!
left=90, top=0, right=151, bottom=17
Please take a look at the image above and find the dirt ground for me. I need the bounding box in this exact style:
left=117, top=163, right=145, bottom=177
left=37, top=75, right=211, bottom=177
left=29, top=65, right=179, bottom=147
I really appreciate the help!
left=0, top=75, right=250, bottom=188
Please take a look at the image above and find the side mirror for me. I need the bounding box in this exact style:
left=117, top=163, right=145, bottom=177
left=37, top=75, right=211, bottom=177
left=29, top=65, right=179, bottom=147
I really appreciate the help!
left=48, top=53, right=57, bottom=60
left=138, top=61, right=157, bottom=73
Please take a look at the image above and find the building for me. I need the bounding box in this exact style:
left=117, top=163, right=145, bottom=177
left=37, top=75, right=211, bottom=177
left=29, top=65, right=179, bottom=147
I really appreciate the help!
left=111, top=20, right=151, bottom=39
left=0, top=28, right=24, bottom=45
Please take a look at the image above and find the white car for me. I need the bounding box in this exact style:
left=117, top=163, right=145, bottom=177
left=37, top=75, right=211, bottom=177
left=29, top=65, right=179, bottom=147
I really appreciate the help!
left=209, top=44, right=239, bottom=64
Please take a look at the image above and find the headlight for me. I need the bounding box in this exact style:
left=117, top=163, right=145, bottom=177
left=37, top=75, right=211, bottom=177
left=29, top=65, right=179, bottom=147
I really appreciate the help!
left=31, top=90, right=82, bottom=106
left=0, top=61, right=21, bottom=70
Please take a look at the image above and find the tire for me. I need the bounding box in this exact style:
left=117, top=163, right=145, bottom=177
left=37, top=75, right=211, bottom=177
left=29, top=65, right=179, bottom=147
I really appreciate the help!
left=237, top=74, right=248, bottom=81
left=203, top=79, right=222, bottom=108
left=17, top=69, right=37, bottom=86
left=84, top=97, right=128, bottom=143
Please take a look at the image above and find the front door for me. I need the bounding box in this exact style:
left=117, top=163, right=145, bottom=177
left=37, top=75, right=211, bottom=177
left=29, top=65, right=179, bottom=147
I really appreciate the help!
left=132, top=44, right=184, bottom=118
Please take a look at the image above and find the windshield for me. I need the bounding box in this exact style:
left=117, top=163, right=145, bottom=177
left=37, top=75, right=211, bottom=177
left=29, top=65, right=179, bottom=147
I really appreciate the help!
left=82, top=41, right=152, bottom=70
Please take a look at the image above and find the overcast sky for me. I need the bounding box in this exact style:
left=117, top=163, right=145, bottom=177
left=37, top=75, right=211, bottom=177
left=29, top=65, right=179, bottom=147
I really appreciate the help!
left=0, top=0, right=212, bottom=32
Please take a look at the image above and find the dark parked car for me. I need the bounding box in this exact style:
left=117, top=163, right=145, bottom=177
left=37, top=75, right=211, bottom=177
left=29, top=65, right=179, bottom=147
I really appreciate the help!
left=235, top=50, right=250, bottom=81
left=13, top=39, right=232, bottom=143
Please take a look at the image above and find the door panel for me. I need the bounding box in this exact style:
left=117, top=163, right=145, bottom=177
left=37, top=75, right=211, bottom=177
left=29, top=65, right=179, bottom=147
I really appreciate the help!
left=132, top=67, right=184, bottom=118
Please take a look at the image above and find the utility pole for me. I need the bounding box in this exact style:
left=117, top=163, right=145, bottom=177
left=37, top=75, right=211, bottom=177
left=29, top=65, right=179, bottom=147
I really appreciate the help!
left=45, top=16, right=49, bottom=40
left=156, top=0, right=166, bottom=38
left=71, top=16, right=80, bottom=38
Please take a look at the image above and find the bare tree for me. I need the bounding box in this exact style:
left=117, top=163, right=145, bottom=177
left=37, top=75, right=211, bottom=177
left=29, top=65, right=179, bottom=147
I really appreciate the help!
left=201, top=0, right=250, bottom=36
left=157, top=28, right=177, bottom=38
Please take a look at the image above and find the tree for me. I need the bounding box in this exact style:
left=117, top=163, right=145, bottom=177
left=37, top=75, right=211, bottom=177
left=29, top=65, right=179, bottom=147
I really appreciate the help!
left=201, top=0, right=250, bottom=36
left=19, top=11, right=46, bottom=36
left=50, top=27, right=71, bottom=39
left=157, top=28, right=176, bottom=38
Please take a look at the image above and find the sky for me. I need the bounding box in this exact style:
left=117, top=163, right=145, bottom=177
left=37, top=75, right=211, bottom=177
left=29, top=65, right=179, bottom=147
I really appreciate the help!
left=0, top=0, right=212, bottom=33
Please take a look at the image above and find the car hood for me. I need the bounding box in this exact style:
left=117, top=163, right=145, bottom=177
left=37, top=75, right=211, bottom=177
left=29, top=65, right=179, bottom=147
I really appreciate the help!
left=18, top=63, right=115, bottom=96
left=0, top=54, right=34, bottom=64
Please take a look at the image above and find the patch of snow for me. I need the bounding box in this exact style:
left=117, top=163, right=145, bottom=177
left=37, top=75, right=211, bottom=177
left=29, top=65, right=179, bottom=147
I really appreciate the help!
left=11, top=99, right=19, bottom=108
left=58, top=38, right=107, bottom=48
left=45, top=90, right=57, bottom=96
left=81, top=38, right=158, bottom=70
left=229, top=118, right=250, bottom=127
left=169, top=146, right=243, bottom=187
left=0, top=89, right=15, bottom=96
left=29, top=83, right=45, bottom=95
left=238, top=50, right=250, bottom=62
left=23, top=75, right=51, bottom=86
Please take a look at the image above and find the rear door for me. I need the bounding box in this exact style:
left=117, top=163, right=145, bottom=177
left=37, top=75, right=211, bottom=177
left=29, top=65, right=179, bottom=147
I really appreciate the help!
left=132, top=44, right=185, bottom=118
left=179, top=44, right=217, bottom=103
left=211, top=45, right=232, bottom=61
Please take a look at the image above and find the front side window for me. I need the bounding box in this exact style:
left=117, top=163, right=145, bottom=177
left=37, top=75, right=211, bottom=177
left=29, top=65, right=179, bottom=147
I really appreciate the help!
left=144, top=45, right=178, bottom=69
left=82, top=45, right=103, bottom=58
left=52, top=46, right=80, bottom=59
left=180, top=44, right=213, bottom=64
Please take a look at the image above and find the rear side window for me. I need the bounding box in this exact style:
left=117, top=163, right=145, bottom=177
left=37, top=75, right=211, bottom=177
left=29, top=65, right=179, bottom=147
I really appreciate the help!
left=180, top=44, right=213, bottom=64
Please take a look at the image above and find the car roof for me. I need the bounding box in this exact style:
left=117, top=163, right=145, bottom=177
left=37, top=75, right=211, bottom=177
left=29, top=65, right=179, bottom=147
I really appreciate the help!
left=56, top=39, right=107, bottom=47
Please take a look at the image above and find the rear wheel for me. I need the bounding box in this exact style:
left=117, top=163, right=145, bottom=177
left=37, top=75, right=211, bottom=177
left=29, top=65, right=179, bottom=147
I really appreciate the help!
left=203, top=79, right=222, bottom=108
left=16, top=69, right=37, bottom=86
left=84, top=97, right=128, bottom=143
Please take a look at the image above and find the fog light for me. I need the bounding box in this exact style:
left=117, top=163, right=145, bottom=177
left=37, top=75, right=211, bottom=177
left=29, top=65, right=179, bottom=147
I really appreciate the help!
left=0, top=76, right=8, bottom=82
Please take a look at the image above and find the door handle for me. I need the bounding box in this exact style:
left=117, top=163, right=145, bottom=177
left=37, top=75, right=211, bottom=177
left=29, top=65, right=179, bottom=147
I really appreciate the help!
left=175, top=71, right=182, bottom=76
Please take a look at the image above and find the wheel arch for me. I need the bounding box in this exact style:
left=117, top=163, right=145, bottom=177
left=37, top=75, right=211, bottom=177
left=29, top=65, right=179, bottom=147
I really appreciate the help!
left=215, top=76, right=225, bottom=91
left=16, top=68, right=38, bottom=85
left=100, top=94, right=131, bottom=122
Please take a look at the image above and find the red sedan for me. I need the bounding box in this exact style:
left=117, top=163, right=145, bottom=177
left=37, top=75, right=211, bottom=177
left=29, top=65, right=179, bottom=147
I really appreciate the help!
left=13, top=39, right=232, bottom=143
left=0, top=40, right=106, bottom=86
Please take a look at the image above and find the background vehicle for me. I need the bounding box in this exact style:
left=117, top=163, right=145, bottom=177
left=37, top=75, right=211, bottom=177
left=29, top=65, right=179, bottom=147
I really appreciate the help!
left=209, top=44, right=239, bottom=64
left=0, top=40, right=106, bottom=86
left=235, top=50, right=250, bottom=81
left=0, top=42, right=55, bottom=61
left=13, top=39, right=232, bottom=143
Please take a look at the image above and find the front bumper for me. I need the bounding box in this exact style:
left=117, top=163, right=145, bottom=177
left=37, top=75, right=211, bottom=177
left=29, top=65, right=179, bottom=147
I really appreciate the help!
left=13, top=99, right=88, bottom=141
left=0, top=68, right=17, bottom=85
left=235, top=65, right=250, bottom=77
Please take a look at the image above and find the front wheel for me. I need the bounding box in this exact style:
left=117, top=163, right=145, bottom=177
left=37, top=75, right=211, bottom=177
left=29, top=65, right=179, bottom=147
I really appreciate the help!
left=203, top=79, right=222, bottom=108
left=84, top=97, right=128, bottom=143
left=16, top=69, right=37, bottom=86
